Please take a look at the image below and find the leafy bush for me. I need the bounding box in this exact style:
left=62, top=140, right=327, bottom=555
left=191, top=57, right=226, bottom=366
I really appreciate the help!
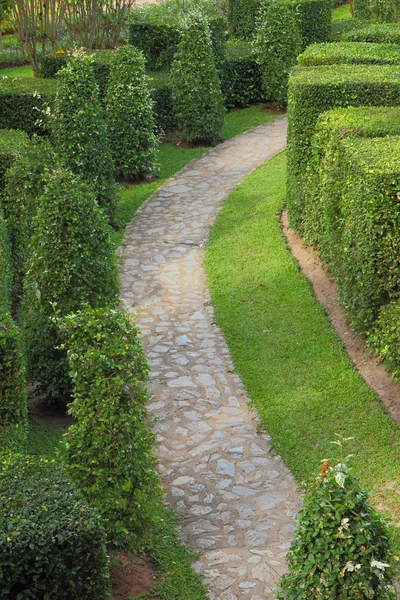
left=330, top=17, right=369, bottom=41
left=220, top=40, right=263, bottom=108
left=277, top=438, right=397, bottom=600
left=0, top=210, right=11, bottom=313
left=170, top=11, right=224, bottom=143
left=0, top=128, right=27, bottom=196
left=286, top=64, right=400, bottom=228
left=254, top=0, right=302, bottom=107
left=369, top=0, right=400, bottom=22
left=354, top=0, right=371, bottom=19
left=227, top=0, right=261, bottom=39
left=0, top=76, right=57, bottom=135
left=58, top=306, right=163, bottom=550
left=0, top=455, right=111, bottom=599
left=50, top=54, right=116, bottom=222
left=0, top=311, right=27, bottom=453
left=129, top=21, right=180, bottom=70
left=369, top=300, right=400, bottom=381
left=342, top=22, right=400, bottom=43
left=298, top=41, right=400, bottom=66
left=105, top=45, right=158, bottom=180
left=292, top=0, right=332, bottom=49
left=150, top=75, right=178, bottom=133
left=20, top=168, right=119, bottom=398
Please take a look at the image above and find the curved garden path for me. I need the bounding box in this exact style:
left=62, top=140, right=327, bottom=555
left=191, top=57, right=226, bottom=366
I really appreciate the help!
left=119, top=116, right=301, bottom=600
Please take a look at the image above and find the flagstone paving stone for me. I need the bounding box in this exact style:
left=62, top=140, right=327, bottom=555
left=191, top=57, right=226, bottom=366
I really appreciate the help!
left=119, top=116, right=302, bottom=599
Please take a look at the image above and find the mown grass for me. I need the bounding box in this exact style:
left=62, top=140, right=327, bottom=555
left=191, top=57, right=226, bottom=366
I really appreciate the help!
left=0, top=64, right=32, bottom=77
left=332, top=2, right=352, bottom=20
left=205, top=152, right=400, bottom=545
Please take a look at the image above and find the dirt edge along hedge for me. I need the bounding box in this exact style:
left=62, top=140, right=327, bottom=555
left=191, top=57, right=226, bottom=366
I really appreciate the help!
left=286, top=64, right=400, bottom=230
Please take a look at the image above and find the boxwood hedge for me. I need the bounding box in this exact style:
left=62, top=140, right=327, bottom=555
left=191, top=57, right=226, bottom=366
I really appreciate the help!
left=220, top=40, right=262, bottom=108
left=0, top=77, right=57, bottom=135
left=0, top=129, right=27, bottom=195
left=0, top=455, right=110, bottom=599
left=330, top=18, right=368, bottom=41
left=354, top=0, right=371, bottom=19
left=286, top=64, right=400, bottom=228
left=297, top=41, right=400, bottom=66
left=293, top=0, right=332, bottom=49
left=228, top=0, right=261, bottom=39
left=342, top=22, right=400, bottom=43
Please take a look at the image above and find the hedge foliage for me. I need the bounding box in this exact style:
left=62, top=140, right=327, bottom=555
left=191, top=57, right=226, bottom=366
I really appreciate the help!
left=106, top=46, right=158, bottom=180
left=50, top=55, right=116, bottom=222
left=341, top=22, right=400, bottom=43
left=228, top=0, right=261, bottom=39
left=254, top=0, right=302, bottom=107
left=220, top=40, right=262, bottom=108
left=0, top=455, right=110, bottom=599
left=150, top=73, right=178, bottom=132
left=58, top=307, right=163, bottom=550
left=0, top=129, right=27, bottom=195
left=0, top=77, right=56, bottom=136
left=298, top=41, right=400, bottom=66
left=170, top=11, right=224, bottom=143
left=286, top=64, right=400, bottom=229
left=293, top=0, right=332, bottom=49
left=330, top=18, right=369, bottom=41
left=20, top=168, right=119, bottom=398
left=0, top=211, right=11, bottom=313
left=354, top=0, right=371, bottom=19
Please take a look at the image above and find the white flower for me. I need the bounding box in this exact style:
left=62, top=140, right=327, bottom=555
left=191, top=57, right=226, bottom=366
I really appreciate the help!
left=371, top=560, right=390, bottom=570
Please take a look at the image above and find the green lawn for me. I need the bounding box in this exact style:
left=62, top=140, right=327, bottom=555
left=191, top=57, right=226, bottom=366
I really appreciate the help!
left=205, top=152, right=400, bottom=544
left=0, top=64, right=32, bottom=77
left=332, top=2, right=352, bottom=20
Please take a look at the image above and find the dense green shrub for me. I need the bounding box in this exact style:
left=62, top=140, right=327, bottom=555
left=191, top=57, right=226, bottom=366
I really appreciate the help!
left=228, top=0, right=261, bottom=39
left=0, top=455, right=110, bottom=599
left=286, top=64, right=400, bottom=228
left=342, top=22, right=400, bottom=43
left=298, top=41, right=400, bottom=65
left=20, top=168, right=119, bottom=398
left=50, top=55, right=116, bottom=222
left=369, top=0, right=400, bottom=22
left=220, top=40, right=263, bottom=108
left=58, top=306, right=163, bottom=550
left=170, top=11, right=224, bottom=143
left=277, top=440, right=396, bottom=599
left=0, top=211, right=11, bottom=312
left=151, top=76, right=178, bottom=133
left=330, top=18, right=369, bottom=41
left=369, top=300, right=400, bottom=381
left=0, top=129, right=28, bottom=195
left=0, top=311, right=27, bottom=453
left=354, top=0, right=371, bottom=19
left=0, top=77, right=56, bottom=135
left=106, top=45, right=158, bottom=180
left=292, top=0, right=332, bottom=49
left=129, top=22, right=180, bottom=70
left=254, top=0, right=302, bottom=106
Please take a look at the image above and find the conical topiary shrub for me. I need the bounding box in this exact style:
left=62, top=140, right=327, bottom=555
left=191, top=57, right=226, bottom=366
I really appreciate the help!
left=170, top=10, right=225, bottom=143
left=277, top=436, right=398, bottom=600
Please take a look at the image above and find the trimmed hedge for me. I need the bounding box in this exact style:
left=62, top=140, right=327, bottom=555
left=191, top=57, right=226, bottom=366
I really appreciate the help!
left=58, top=307, right=163, bottom=550
left=0, top=129, right=28, bottom=195
left=170, top=11, right=225, bottom=143
left=220, top=40, right=263, bottom=108
left=0, top=455, right=110, bottom=599
left=0, top=211, right=11, bottom=313
left=228, top=0, right=261, bottom=39
left=286, top=64, right=400, bottom=229
left=330, top=18, right=369, bottom=41
left=20, top=168, right=119, bottom=398
left=106, top=46, right=158, bottom=180
left=354, top=0, right=371, bottom=19
left=254, top=0, right=302, bottom=106
left=0, top=77, right=57, bottom=136
left=150, top=73, right=178, bottom=133
left=293, top=0, right=332, bottom=49
left=342, top=22, right=400, bottom=43
left=298, top=41, right=400, bottom=66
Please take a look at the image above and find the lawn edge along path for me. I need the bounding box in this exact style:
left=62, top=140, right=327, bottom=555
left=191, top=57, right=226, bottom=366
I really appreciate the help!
left=119, top=116, right=301, bottom=600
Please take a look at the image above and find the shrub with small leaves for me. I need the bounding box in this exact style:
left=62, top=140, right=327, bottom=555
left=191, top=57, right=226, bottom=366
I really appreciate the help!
left=254, top=0, right=302, bottom=107
left=105, top=45, right=158, bottom=181
left=170, top=10, right=225, bottom=143
left=20, top=168, right=119, bottom=399
left=277, top=436, right=397, bottom=600
left=57, top=306, right=163, bottom=550
left=50, top=54, right=116, bottom=222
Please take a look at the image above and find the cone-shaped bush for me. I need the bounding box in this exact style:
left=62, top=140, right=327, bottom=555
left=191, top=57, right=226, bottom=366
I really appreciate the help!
left=254, top=0, right=302, bottom=107
left=277, top=438, right=397, bottom=600
left=57, top=306, right=163, bottom=550
left=51, top=54, right=116, bottom=223
left=170, top=10, right=225, bottom=143
left=20, top=168, right=119, bottom=399
left=105, top=45, right=158, bottom=180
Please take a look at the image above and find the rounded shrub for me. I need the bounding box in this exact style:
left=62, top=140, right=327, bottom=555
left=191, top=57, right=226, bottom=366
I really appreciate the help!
left=105, top=45, right=158, bottom=181
left=50, top=54, right=116, bottom=223
left=277, top=438, right=397, bottom=600
left=254, top=0, right=302, bottom=107
left=170, top=10, right=225, bottom=143
left=57, top=306, right=163, bottom=550
left=20, top=168, right=119, bottom=399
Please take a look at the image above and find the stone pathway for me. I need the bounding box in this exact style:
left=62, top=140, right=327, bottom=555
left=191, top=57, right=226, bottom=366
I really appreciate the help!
left=119, top=116, right=301, bottom=599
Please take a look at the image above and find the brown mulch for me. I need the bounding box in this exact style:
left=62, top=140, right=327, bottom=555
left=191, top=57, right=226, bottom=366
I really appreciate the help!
left=111, top=553, right=158, bottom=600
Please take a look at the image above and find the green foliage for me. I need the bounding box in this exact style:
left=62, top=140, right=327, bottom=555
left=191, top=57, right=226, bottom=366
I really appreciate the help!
left=354, top=0, right=372, bottom=19
left=50, top=55, right=116, bottom=222
left=330, top=18, right=369, bottom=41
left=106, top=45, right=158, bottom=180
left=293, top=0, right=332, bottom=49
left=0, top=76, right=56, bottom=135
left=220, top=40, right=263, bottom=108
left=0, top=455, right=111, bottom=599
left=20, top=168, right=119, bottom=398
left=0, top=210, right=11, bottom=313
left=57, top=306, right=163, bottom=550
left=277, top=439, right=397, bottom=599
left=286, top=64, right=400, bottom=229
left=298, top=41, right=400, bottom=66
left=0, top=311, right=27, bottom=454
left=342, top=22, right=400, bottom=42
left=170, top=11, right=225, bottom=143
left=369, top=300, right=400, bottom=381
left=151, top=78, right=178, bottom=133
left=129, top=21, right=181, bottom=70
left=369, top=0, right=400, bottom=22
left=254, top=0, right=302, bottom=107
left=0, top=129, right=27, bottom=195
left=227, top=0, right=261, bottom=39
